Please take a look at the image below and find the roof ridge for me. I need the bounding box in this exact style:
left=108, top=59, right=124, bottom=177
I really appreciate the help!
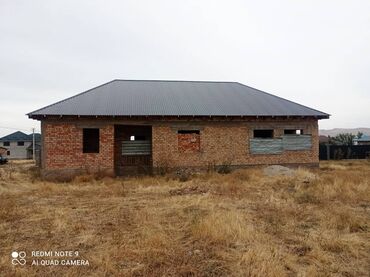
left=1, top=131, right=27, bottom=136
left=0, top=131, right=31, bottom=141
left=113, top=79, right=237, bottom=83
left=235, top=82, right=330, bottom=116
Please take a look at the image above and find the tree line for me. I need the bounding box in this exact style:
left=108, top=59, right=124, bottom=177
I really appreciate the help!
left=325, top=132, right=363, bottom=146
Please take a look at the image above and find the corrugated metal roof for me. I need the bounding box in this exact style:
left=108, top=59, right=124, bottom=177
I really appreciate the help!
left=28, top=80, right=329, bottom=118
left=356, top=135, right=370, bottom=142
left=0, top=131, right=41, bottom=142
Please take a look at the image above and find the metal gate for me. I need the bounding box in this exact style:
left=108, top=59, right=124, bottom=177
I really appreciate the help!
left=114, top=125, right=152, bottom=176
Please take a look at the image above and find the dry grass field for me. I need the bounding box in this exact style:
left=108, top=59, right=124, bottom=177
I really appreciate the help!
left=0, top=160, right=369, bottom=276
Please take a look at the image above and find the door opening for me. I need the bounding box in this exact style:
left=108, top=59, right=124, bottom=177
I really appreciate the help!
left=114, top=125, right=152, bottom=176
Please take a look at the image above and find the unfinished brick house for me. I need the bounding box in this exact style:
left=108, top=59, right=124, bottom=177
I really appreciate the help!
left=28, top=80, right=329, bottom=179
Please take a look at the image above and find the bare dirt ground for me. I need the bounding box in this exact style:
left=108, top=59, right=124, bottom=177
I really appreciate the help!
left=0, top=160, right=369, bottom=276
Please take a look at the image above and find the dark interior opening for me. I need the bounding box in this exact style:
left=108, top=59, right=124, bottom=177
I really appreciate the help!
left=130, top=135, right=147, bottom=141
left=178, top=130, right=200, bottom=134
left=284, top=129, right=303, bottom=135
left=253, top=129, right=273, bottom=138
left=83, top=128, right=100, bottom=153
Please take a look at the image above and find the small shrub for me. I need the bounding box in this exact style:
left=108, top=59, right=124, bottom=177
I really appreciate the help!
left=156, top=157, right=171, bottom=176
left=157, top=166, right=168, bottom=176
left=217, top=164, right=232, bottom=174
left=334, top=149, right=344, bottom=160
left=176, top=169, right=191, bottom=182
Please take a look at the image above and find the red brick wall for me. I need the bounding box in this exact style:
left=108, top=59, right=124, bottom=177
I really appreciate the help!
left=152, top=119, right=319, bottom=168
left=40, top=118, right=319, bottom=179
left=178, top=133, right=201, bottom=153
left=42, top=122, right=114, bottom=176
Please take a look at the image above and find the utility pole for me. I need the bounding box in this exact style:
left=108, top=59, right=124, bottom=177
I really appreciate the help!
left=32, top=127, right=36, bottom=163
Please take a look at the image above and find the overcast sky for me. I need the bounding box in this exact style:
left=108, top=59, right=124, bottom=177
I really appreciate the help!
left=1, top=0, right=369, bottom=137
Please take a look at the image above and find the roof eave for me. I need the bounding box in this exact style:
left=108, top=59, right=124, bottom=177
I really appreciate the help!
left=28, top=114, right=330, bottom=120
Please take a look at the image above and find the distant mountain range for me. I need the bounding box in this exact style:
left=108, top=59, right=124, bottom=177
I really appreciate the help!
left=319, top=128, right=370, bottom=137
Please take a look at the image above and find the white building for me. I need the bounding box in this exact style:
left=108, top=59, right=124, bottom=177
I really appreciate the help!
left=0, top=131, right=40, bottom=159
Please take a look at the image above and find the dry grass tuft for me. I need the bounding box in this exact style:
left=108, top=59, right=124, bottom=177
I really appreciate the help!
left=73, top=174, right=97, bottom=183
left=0, top=160, right=369, bottom=276
left=192, top=210, right=256, bottom=246
left=320, top=163, right=347, bottom=171
left=239, top=245, right=287, bottom=277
